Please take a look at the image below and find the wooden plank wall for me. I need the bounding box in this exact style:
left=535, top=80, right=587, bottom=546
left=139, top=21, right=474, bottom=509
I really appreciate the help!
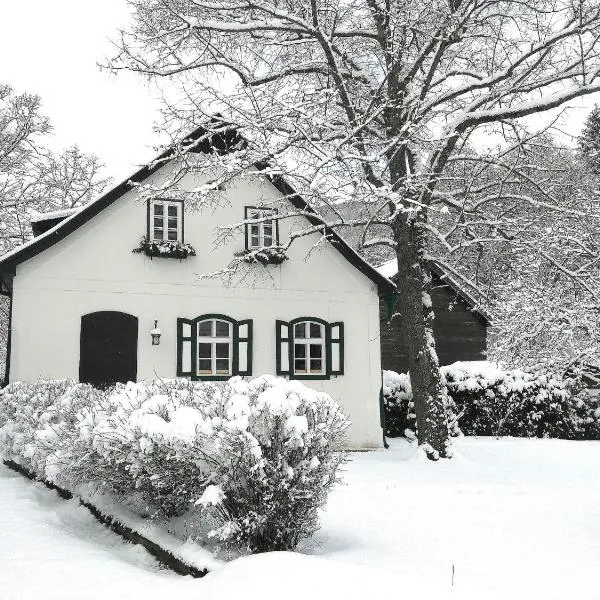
left=380, top=275, right=488, bottom=374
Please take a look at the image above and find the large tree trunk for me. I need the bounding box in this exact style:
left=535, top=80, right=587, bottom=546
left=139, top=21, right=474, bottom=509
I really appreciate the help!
left=393, top=217, right=451, bottom=459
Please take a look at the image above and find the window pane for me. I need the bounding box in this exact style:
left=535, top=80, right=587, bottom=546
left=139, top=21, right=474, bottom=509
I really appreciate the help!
left=198, top=320, right=212, bottom=336
left=295, top=359, right=306, bottom=373
left=215, top=320, right=230, bottom=337
left=153, top=228, right=164, bottom=240
left=167, top=204, right=178, bottom=217
left=168, top=216, right=178, bottom=228
left=309, top=323, right=322, bottom=338
left=310, top=359, right=322, bottom=372
left=198, top=359, right=212, bottom=373
left=263, top=235, right=273, bottom=247
left=250, top=223, right=259, bottom=236
left=215, top=359, right=230, bottom=374
left=154, top=216, right=163, bottom=227
left=153, top=203, right=164, bottom=215
left=294, top=343, right=306, bottom=359
left=198, top=343, right=211, bottom=359
left=309, top=344, right=322, bottom=358
left=294, top=323, right=306, bottom=338
left=167, top=229, right=178, bottom=241
left=251, top=235, right=260, bottom=247
left=215, top=343, right=229, bottom=359
left=263, top=223, right=273, bottom=235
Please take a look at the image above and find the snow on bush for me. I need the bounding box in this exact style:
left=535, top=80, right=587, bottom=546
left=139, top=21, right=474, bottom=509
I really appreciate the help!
left=383, top=362, right=600, bottom=440
left=382, top=370, right=460, bottom=440
left=382, top=371, right=414, bottom=439
left=0, top=376, right=349, bottom=552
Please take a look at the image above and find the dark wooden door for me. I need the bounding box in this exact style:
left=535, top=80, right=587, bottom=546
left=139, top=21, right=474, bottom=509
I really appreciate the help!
left=79, top=311, right=138, bottom=389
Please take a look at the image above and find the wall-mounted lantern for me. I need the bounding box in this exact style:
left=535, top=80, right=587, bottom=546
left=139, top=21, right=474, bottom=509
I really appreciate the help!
left=151, top=320, right=162, bottom=345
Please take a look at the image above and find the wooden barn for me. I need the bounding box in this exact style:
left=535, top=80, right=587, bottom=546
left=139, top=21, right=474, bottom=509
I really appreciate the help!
left=377, top=260, right=490, bottom=373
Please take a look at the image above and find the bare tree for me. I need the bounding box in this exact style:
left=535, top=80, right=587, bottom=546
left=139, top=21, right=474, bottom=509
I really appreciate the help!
left=0, top=85, right=110, bottom=255
left=0, top=84, right=110, bottom=381
left=476, top=139, right=600, bottom=373
left=108, top=0, right=600, bottom=458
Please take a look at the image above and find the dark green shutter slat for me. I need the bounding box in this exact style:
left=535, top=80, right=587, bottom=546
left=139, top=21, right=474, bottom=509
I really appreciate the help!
left=276, top=320, right=291, bottom=375
left=329, top=321, right=344, bottom=375
left=176, top=318, right=194, bottom=377
left=236, top=319, right=253, bottom=376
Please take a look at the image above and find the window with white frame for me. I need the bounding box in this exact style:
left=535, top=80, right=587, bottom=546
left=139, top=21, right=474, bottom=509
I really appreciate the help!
left=177, top=315, right=253, bottom=379
left=293, top=321, right=325, bottom=375
left=150, top=200, right=183, bottom=242
left=276, top=318, right=344, bottom=379
left=197, top=318, right=233, bottom=376
left=245, top=207, right=277, bottom=249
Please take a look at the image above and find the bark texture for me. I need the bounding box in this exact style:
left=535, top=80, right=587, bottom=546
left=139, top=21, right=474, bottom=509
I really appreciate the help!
left=394, top=217, right=451, bottom=459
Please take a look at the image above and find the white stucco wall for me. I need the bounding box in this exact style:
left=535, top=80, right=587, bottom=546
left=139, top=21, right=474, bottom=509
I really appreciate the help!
left=9, top=161, right=383, bottom=449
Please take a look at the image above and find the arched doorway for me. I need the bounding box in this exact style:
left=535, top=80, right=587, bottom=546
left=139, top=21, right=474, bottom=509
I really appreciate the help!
left=79, top=311, right=138, bottom=389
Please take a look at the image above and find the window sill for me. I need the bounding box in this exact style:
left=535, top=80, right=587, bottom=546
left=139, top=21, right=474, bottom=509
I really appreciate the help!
left=190, top=375, right=233, bottom=381
left=290, top=374, right=331, bottom=381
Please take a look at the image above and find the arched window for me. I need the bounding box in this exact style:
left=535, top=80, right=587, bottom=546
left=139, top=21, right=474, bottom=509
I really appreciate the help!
left=292, top=320, right=326, bottom=375
left=177, top=314, right=252, bottom=380
left=197, top=318, right=233, bottom=376
left=276, top=318, right=344, bottom=380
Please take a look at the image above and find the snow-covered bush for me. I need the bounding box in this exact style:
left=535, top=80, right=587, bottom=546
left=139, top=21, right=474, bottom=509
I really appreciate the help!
left=382, top=362, right=600, bottom=440
left=445, top=363, right=599, bottom=439
left=382, top=370, right=460, bottom=440
left=0, top=376, right=348, bottom=552
left=0, top=379, right=87, bottom=475
left=382, top=371, right=414, bottom=438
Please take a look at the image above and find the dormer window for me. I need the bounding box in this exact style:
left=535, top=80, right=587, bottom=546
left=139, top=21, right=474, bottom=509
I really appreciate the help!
left=245, top=207, right=278, bottom=250
left=149, top=200, right=183, bottom=243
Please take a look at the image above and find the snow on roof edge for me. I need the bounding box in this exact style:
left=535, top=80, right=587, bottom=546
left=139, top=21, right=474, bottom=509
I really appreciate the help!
left=30, top=207, right=80, bottom=223
left=375, top=258, right=492, bottom=322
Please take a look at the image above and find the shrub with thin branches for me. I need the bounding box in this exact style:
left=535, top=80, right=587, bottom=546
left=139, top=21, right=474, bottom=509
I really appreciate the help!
left=0, top=376, right=348, bottom=552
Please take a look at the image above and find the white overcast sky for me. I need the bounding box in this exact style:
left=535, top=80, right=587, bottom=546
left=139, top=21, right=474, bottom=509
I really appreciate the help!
left=0, top=0, right=162, bottom=182
left=1, top=0, right=599, bottom=185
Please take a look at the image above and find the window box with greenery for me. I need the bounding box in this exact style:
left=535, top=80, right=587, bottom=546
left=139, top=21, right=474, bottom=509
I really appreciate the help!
left=132, top=237, right=196, bottom=259
left=236, top=245, right=288, bottom=265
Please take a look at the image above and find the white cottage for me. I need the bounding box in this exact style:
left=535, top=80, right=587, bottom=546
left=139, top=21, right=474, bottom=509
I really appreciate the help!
left=0, top=126, right=394, bottom=448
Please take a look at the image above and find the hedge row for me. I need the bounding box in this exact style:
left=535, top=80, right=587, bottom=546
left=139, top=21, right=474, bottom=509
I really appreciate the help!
left=0, top=376, right=348, bottom=552
left=383, top=363, right=600, bottom=440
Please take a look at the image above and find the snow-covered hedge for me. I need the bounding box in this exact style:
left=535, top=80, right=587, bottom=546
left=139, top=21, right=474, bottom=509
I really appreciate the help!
left=383, top=362, right=600, bottom=440
left=382, top=371, right=414, bottom=439
left=0, top=376, right=349, bottom=552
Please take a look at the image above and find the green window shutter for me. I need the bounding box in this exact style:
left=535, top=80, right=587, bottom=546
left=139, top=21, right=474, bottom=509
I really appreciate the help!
left=329, top=322, right=344, bottom=375
left=177, top=318, right=195, bottom=376
left=276, top=320, right=291, bottom=375
left=235, top=319, right=253, bottom=376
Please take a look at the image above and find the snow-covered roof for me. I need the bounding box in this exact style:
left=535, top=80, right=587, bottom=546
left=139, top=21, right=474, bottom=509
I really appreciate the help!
left=30, top=207, right=80, bottom=223
left=376, top=259, right=491, bottom=322
left=376, top=259, right=398, bottom=280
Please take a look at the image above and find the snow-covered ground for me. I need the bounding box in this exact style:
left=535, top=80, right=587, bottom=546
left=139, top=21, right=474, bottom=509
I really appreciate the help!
left=1, top=437, right=599, bottom=600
